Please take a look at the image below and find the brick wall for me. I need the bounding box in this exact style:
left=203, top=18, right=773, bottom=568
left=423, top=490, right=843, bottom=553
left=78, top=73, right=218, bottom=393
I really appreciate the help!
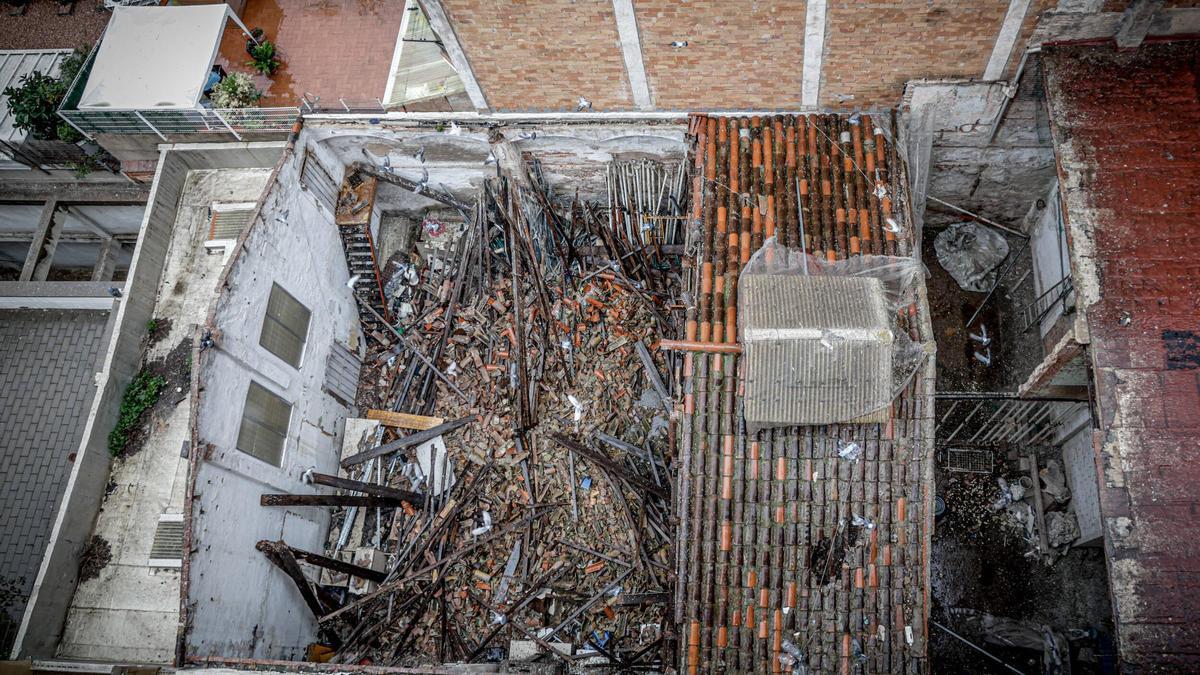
left=1045, top=40, right=1200, bottom=670
left=820, top=1, right=1009, bottom=107
left=439, top=0, right=1064, bottom=111
left=636, top=0, right=809, bottom=109
left=440, top=0, right=634, bottom=110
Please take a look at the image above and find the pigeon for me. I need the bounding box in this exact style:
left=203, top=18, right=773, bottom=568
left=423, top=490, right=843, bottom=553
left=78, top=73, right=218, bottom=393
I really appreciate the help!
left=517, top=131, right=537, bottom=141
left=848, top=112, right=861, bottom=126
left=884, top=217, right=902, bottom=234
left=414, top=146, right=425, bottom=163
left=484, top=151, right=497, bottom=166
left=416, top=166, right=429, bottom=190
left=576, top=96, right=592, bottom=111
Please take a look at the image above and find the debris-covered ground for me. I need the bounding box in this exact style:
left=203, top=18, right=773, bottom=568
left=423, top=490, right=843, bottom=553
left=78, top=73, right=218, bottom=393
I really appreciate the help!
left=300, top=161, right=686, bottom=669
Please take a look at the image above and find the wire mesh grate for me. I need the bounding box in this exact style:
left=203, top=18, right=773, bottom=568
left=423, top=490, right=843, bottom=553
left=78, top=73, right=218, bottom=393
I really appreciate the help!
left=945, top=447, right=994, bottom=474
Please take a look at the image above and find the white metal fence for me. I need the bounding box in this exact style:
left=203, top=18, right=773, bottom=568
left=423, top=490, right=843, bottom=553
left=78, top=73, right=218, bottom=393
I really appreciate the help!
left=59, top=107, right=300, bottom=140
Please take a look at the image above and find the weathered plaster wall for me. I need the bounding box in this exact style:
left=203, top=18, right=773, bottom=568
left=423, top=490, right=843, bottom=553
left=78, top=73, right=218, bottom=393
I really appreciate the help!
left=902, top=61, right=1056, bottom=246
left=187, top=134, right=359, bottom=659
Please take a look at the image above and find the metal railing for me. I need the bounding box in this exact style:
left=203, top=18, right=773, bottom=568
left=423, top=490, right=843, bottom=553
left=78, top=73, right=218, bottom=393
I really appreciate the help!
left=1019, top=274, right=1074, bottom=334
left=59, top=107, right=300, bottom=140
left=935, top=392, right=1089, bottom=447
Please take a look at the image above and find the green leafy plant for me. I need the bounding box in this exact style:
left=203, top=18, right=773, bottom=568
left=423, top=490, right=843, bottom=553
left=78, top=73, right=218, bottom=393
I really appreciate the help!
left=107, top=370, right=166, bottom=456
left=146, top=318, right=158, bottom=333
left=247, top=40, right=281, bottom=76
left=2, top=47, right=87, bottom=142
left=211, top=72, right=262, bottom=109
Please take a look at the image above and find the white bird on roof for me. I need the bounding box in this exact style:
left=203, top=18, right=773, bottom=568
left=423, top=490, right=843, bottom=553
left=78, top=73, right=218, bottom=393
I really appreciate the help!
left=576, top=96, right=592, bottom=111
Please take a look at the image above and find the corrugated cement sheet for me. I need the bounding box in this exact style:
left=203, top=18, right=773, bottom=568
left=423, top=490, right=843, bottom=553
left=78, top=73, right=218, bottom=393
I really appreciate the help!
left=742, top=274, right=892, bottom=426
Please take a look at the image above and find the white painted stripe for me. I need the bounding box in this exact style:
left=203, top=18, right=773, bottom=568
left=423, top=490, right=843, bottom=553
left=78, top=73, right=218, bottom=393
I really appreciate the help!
left=382, top=0, right=416, bottom=107
left=0, top=296, right=116, bottom=310
left=418, top=0, right=489, bottom=110
left=801, top=0, right=828, bottom=108
left=612, top=0, right=653, bottom=110
left=983, top=0, right=1033, bottom=81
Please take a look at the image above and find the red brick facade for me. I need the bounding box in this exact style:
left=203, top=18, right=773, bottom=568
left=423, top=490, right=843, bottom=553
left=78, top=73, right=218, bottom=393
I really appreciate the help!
left=440, top=0, right=634, bottom=110
left=439, top=0, right=1049, bottom=111
left=1045, top=41, right=1200, bottom=670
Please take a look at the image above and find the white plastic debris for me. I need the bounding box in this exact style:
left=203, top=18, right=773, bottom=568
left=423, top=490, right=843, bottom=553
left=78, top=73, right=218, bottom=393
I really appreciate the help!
left=567, top=394, right=584, bottom=423
left=838, top=441, right=863, bottom=462
left=851, top=514, right=876, bottom=530
left=472, top=510, right=493, bottom=537
left=346, top=274, right=361, bottom=289
left=415, top=435, right=456, bottom=496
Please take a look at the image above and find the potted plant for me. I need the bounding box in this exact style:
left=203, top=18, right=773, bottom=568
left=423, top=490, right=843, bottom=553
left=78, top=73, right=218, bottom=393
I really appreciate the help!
left=247, top=39, right=281, bottom=76
left=211, top=71, right=262, bottom=109
left=3, top=47, right=87, bottom=142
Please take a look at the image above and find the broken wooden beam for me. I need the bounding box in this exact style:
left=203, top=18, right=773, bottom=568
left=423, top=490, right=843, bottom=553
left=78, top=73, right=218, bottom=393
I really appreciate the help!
left=305, top=471, right=427, bottom=507
left=256, top=540, right=330, bottom=617
left=366, top=409, right=445, bottom=430
left=350, top=161, right=472, bottom=213
left=287, top=544, right=388, bottom=584
left=260, top=493, right=411, bottom=508
left=549, top=433, right=668, bottom=500
left=340, top=415, right=477, bottom=469
left=635, top=339, right=673, bottom=416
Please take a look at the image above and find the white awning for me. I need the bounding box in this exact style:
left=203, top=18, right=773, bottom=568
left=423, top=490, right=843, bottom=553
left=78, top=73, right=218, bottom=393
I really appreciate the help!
left=77, top=5, right=233, bottom=110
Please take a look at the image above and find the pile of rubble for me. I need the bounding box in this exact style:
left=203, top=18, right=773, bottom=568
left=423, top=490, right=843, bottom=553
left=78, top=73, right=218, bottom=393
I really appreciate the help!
left=260, top=159, right=688, bottom=669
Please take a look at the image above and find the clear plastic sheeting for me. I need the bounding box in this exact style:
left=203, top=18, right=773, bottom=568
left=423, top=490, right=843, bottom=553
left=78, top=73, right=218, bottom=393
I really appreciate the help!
left=933, top=221, right=1010, bottom=293
left=739, top=237, right=929, bottom=428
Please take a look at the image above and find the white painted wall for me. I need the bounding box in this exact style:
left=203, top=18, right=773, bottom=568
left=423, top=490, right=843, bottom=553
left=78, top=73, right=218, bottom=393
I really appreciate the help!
left=1030, top=181, right=1071, bottom=337
left=188, top=138, right=359, bottom=659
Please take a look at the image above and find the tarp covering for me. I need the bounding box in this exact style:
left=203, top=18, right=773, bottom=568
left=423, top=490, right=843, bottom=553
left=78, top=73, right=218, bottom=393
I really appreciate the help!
left=77, top=5, right=229, bottom=110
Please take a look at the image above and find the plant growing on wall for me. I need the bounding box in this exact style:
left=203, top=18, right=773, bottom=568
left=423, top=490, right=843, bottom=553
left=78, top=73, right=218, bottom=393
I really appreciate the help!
left=247, top=40, right=281, bottom=76
left=211, top=72, right=262, bottom=109
left=2, top=47, right=88, bottom=143
left=107, top=369, right=166, bottom=456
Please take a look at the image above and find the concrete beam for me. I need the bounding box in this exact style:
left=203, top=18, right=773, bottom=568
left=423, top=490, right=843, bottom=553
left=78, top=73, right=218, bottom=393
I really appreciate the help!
left=0, top=181, right=148, bottom=205
left=801, top=0, right=828, bottom=107
left=92, top=237, right=117, bottom=282
left=983, top=0, right=1033, bottom=80
left=612, top=0, right=653, bottom=110
left=20, top=199, right=59, bottom=282
left=416, top=0, right=489, bottom=111
left=1115, top=0, right=1164, bottom=49
left=63, top=205, right=116, bottom=240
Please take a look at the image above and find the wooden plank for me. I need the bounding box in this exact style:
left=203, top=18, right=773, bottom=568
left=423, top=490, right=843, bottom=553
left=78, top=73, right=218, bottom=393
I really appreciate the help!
left=260, top=493, right=410, bottom=508
left=366, top=409, right=446, bottom=430
left=340, top=415, right=475, bottom=468
left=286, top=544, right=388, bottom=583
left=305, top=471, right=427, bottom=507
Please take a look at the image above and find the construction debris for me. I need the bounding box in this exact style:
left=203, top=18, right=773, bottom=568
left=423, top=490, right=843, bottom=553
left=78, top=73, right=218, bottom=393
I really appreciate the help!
left=256, top=154, right=687, bottom=669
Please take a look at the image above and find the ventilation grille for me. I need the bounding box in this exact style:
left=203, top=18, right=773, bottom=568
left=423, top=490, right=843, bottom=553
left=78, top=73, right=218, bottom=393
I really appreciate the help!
left=208, top=203, right=257, bottom=241
left=300, top=147, right=338, bottom=213
left=324, top=341, right=361, bottom=406
left=148, top=513, right=184, bottom=567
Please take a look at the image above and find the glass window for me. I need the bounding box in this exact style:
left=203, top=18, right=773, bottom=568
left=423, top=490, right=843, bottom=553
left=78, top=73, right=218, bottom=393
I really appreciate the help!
left=260, top=282, right=310, bottom=368
left=236, top=381, right=291, bottom=465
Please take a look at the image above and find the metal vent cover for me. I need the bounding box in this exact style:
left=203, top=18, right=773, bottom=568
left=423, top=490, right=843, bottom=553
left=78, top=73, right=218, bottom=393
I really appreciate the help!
left=148, top=513, right=184, bottom=568
left=742, top=274, right=893, bottom=427
left=208, top=202, right=257, bottom=241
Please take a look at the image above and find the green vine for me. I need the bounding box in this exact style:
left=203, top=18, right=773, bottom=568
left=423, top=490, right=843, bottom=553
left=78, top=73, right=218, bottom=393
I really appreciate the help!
left=107, top=370, right=166, bottom=456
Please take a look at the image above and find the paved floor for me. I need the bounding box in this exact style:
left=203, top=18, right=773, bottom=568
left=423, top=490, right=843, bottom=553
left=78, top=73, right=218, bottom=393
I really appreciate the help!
left=0, top=308, right=109, bottom=653
left=216, top=0, right=403, bottom=108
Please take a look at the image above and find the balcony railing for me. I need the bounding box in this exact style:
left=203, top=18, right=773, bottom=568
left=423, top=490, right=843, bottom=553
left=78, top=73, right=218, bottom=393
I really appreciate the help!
left=59, top=106, right=300, bottom=140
